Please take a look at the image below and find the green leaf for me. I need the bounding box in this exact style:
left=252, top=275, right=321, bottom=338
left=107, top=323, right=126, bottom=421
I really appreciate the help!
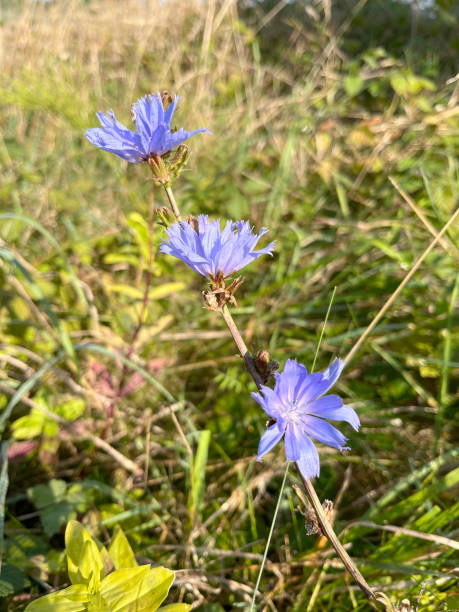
left=0, top=579, right=13, bottom=597
left=344, top=74, right=364, bottom=97
left=41, top=503, right=76, bottom=538
left=148, top=282, right=186, bottom=300
left=108, top=527, right=137, bottom=570
left=11, top=409, right=45, bottom=440
left=99, top=565, right=174, bottom=612
left=24, top=584, right=89, bottom=611
left=188, top=430, right=211, bottom=524
left=0, top=563, right=29, bottom=594
left=54, top=399, right=85, bottom=421
left=88, top=592, right=110, bottom=611
left=28, top=479, right=67, bottom=509
left=65, top=521, right=104, bottom=592
left=108, top=282, right=185, bottom=301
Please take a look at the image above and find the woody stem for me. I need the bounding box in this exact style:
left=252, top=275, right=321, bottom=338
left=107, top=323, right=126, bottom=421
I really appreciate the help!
left=220, top=305, right=264, bottom=390
left=299, top=472, right=375, bottom=600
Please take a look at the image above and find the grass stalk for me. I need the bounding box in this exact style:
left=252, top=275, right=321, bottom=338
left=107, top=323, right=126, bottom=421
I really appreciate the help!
left=249, top=461, right=291, bottom=612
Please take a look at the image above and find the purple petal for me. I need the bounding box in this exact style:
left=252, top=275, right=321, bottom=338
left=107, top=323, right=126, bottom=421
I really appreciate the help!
left=308, top=395, right=360, bottom=431
left=87, top=92, right=210, bottom=161
left=164, top=95, right=179, bottom=125
left=162, top=127, right=211, bottom=154
left=275, top=359, right=303, bottom=404
left=160, top=215, right=273, bottom=278
left=133, top=93, right=162, bottom=150
left=298, top=359, right=346, bottom=401
left=257, top=423, right=284, bottom=460
left=296, top=435, right=320, bottom=479
left=320, top=359, right=346, bottom=395
left=303, top=416, right=348, bottom=450
left=295, top=372, right=325, bottom=403
left=85, top=127, right=144, bottom=162
left=284, top=422, right=303, bottom=461
left=251, top=388, right=283, bottom=419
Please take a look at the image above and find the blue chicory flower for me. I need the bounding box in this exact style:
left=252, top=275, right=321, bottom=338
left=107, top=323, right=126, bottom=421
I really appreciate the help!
left=86, top=93, right=210, bottom=162
left=160, top=215, right=275, bottom=279
left=252, top=358, right=359, bottom=480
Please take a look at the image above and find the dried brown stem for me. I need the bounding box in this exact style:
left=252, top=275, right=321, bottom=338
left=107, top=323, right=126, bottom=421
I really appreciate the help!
left=220, top=305, right=264, bottom=390
left=299, top=472, right=375, bottom=600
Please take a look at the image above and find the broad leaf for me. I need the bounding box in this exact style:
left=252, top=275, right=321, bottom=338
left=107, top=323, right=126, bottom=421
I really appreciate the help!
left=24, top=584, right=89, bottom=611
left=65, top=521, right=104, bottom=591
left=99, top=565, right=174, bottom=612
left=108, top=526, right=137, bottom=569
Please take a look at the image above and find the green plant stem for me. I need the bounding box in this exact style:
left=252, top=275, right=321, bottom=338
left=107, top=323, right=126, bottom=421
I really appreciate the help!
left=164, top=184, right=182, bottom=221
left=311, top=286, right=337, bottom=373
left=249, top=461, right=290, bottom=612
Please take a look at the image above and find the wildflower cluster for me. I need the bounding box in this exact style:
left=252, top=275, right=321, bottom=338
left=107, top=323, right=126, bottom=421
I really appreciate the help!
left=86, top=92, right=360, bottom=483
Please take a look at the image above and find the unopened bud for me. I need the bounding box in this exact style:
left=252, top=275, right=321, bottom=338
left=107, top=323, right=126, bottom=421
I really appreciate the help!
left=161, top=90, right=173, bottom=110
left=254, top=350, right=279, bottom=383
left=165, top=144, right=191, bottom=180
left=147, top=154, right=169, bottom=185
left=186, top=215, right=199, bottom=233
left=156, top=206, right=176, bottom=228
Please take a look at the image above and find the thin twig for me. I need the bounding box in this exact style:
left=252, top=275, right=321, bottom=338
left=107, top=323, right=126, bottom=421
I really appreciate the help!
left=221, top=305, right=264, bottom=390
left=299, top=473, right=375, bottom=600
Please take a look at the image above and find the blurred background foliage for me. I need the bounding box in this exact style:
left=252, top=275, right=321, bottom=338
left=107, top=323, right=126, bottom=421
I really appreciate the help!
left=0, top=0, right=458, bottom=610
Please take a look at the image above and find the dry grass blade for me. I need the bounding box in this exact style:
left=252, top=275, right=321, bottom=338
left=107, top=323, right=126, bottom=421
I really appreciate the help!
left=345, top=206, right=459, bottom=364
left=347, top=521, right=459, bottom=551
left=388, top=176, right=458, bottom=257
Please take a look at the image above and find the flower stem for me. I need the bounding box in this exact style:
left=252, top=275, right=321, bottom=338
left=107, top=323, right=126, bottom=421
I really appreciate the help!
left=220, top=304, right=375, bottom=602
left=164, top=184, right=182, bottom=222
left=298, top=470, right=375, bottom=600
left=220, top=305, right=263, bottom=390
left=159, top=185, right=375, bottom=603
left=249, top=461, right=290, bottom=612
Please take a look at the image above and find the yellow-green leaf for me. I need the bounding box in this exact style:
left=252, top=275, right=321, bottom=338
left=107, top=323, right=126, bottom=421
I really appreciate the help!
left=88, top=592, right=110, bottom=612
left=99, top=565, right=174, bottom=612
left=11, top=409, right=44, bottom=440
left=65, top=521, right=104, bottom=592
left=24, top=584, right=89, bottom=611
left=148, top=282, right=185, bottom=300
left=108, top=282, right=186, bottom=301
left=161, top=605, right=192, bottom=611
left=108, top=527, right=137, bottom=570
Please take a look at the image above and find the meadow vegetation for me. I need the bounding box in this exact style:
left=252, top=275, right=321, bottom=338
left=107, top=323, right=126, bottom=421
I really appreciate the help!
left=0, top=0, right=458, bottom=610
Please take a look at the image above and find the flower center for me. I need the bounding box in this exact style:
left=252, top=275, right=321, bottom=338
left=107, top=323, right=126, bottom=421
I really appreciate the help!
left=285, top=399, right=307, bottom=425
